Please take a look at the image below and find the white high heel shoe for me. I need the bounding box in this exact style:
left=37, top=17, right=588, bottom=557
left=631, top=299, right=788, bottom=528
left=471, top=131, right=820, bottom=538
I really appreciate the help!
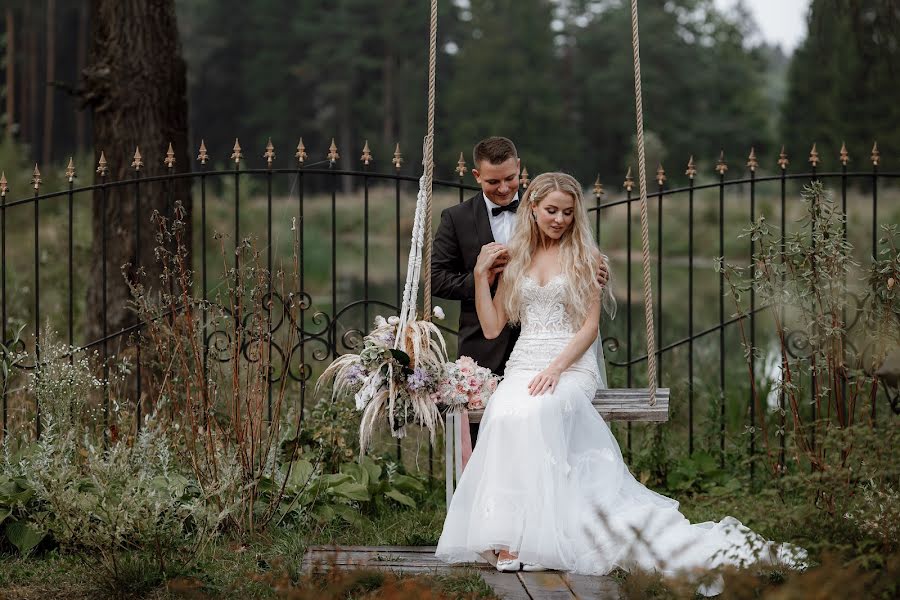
left=495, top=551, right=521, bottom=572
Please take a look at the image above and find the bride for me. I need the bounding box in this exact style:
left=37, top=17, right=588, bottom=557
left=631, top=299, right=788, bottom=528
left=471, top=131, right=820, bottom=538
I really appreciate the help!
left=434, top=172, right=805, bottom=591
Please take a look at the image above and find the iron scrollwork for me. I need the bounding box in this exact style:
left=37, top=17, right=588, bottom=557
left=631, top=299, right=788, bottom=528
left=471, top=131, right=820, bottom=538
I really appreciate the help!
left=203, top=294, right=447, bottom=386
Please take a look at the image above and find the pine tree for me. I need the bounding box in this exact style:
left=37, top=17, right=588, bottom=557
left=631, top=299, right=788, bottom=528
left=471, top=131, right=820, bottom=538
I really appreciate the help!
left=444, top=0, right=573, bottom=176
left=783, top=0, right=900, bottom=168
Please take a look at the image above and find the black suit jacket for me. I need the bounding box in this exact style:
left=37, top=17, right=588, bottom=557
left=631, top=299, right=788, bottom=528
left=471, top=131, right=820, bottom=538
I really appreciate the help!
left=431, top=192, right=519, bottom=374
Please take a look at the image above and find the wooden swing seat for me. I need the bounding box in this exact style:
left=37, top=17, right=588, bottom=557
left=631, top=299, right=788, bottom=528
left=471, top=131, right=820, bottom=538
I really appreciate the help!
left=445, top=388, right=670, bottom=504
left=466, top=387, right=670, bottom=424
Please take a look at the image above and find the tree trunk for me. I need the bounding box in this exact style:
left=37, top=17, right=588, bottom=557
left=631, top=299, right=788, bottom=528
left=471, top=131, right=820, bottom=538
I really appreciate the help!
left=42, top=0, right=55, bottom=166
left=75, top=1, right=88, bottom=153
left=4, top=8, right=14, bottom=139
left=82, top=0, right=191, bottom=414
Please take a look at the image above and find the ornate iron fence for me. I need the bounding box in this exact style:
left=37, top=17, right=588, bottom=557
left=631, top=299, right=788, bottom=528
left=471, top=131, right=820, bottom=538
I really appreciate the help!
left=0, top=139, right=896, bottom=478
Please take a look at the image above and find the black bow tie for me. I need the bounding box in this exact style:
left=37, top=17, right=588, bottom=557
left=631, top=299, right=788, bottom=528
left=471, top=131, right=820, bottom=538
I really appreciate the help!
left=491, top=199, right=519, bottom=217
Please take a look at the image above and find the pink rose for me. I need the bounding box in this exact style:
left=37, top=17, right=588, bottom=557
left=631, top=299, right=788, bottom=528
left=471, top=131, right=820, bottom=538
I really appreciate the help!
left=458, top=357, right=476, bottom=371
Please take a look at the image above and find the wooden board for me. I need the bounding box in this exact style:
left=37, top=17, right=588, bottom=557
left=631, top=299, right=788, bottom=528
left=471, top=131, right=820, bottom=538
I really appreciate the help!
left=301, top=546, right=622, bottom=600
left=564, top=573, right=623, bottom=600
left=479, top=571, right=532, bottom=599
left=466, top=388, right=671, bottom=424
left=306, top=545, right=438, bottom=553
left=303, top=547, right=441, bottom=575
left=301, top=545, right=484, bottom=575
left=518, top=572, right=576, bottom=599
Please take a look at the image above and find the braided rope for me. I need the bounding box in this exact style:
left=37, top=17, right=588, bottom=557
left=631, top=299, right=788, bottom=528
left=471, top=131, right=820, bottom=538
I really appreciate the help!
left=397, top=176, right=428, bottom=334
left=394, top=0, right=438, bottom=350
left=630, top=0, right=658, bottom=405
left=422, top=0, right=438, bottom=321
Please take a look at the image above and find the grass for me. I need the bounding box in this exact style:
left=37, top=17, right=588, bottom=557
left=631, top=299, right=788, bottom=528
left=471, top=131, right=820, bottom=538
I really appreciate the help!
left=0, top=501, right=493, bottom=599
left=0, top=479, right=892, bottom=599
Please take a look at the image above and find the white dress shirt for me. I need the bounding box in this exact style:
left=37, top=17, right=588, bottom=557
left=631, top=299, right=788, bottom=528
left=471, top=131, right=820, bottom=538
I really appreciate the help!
left=483, top=192, right=519, bottom=245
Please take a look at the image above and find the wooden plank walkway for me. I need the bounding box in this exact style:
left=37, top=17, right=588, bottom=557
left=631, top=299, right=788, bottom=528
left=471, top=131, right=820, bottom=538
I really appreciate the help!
left=301, top=546, right=622, bottom=599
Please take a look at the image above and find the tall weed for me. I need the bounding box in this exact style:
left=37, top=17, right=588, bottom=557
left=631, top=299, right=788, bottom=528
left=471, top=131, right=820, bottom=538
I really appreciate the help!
left=721, top=182, right=899, bottom=508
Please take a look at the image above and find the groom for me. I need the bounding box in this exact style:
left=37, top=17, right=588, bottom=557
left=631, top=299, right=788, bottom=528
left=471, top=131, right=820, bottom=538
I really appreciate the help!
left=432, top=136, right=522, bottom=377
left=431, top=136, right=608, bottom=444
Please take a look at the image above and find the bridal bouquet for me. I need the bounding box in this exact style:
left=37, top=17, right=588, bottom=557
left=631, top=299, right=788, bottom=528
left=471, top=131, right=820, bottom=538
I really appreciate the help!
left=317, top=310, right=499, bottom=454
left=317, top=313, right=450, bottom=453
left=432, top=356, right=499, bottom=411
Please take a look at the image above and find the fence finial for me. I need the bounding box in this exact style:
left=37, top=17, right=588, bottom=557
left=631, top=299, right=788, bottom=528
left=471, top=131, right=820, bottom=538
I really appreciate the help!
left=747, top=147, right=758, bottom=172
left=264, top=138, right=276, bottom=168
left=685, top=156, right=696, bottom=179
left=231, top=139, right=243, bottom=165
left=840, top=142, right=849, bottom=166
left=66, top=157, right=76, bottom=182
left=32, top=164, right=42, bottom=191
left=392, top=143, right=403, bottom=171
left=327, top=138, right=340, bottom=164
left=295, top=139, right=308, bottom=165
left=455, top=152, right=467, bottom=177
left=360, top=140, right=372, bottom=166
left=871, top=141, right=880, bottom=166
left=715, top=150, right=728, bottom=175
left=624, top=166, right=634, bottom=192
left=0, top=172, right=7, bottom=197
left=96, top=151, right=109, bottom=176
left=198, top=140, right=209, bottom=165
left=164, top=143, right=176, bottom=169
left=656, top=163, right=666, bottom=186
left=778, top=145, right=789, bottom=170
left=131, top=147, right=143, bottom=171
left=520, top=165, right=530, bottom=189
left=593, top=175, right=604, bottom=199
left=808, top=143, right=819, bottom=168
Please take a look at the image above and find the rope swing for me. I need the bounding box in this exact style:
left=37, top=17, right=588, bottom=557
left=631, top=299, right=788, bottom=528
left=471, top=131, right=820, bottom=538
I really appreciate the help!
left=628, top=0, right=658, bottom=406
left=320, top=0, right=668, bottom=459
left=410, top=0, right=660, bottom=405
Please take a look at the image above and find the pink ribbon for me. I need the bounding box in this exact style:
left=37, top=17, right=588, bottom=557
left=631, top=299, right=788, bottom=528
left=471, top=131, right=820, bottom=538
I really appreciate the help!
left=459, top=410, right=474, bottom=471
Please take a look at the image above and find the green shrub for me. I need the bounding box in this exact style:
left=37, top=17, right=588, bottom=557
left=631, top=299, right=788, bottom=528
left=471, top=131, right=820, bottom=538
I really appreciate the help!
left=0, top=332, right=231, bottom=592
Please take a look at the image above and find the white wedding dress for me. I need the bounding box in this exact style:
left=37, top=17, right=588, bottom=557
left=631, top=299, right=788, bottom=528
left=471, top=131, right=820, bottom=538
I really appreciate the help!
left=435, top=273, right=805, bottom=593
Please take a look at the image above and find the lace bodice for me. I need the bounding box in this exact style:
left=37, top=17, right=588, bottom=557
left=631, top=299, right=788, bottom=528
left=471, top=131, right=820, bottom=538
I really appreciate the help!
left=518, top=274, right=576, bottom=337
left=504, top=273, right=600, bottom=383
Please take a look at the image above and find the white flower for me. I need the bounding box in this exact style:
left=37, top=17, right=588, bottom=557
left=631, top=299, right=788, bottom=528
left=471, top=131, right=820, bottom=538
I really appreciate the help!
left=354, top=388, right=369, bottom=410
left=388, top=316, right=400, bottom=325
left=433, top=306, right=445, bottom=320
left=374, top=315, right=387, bottom=327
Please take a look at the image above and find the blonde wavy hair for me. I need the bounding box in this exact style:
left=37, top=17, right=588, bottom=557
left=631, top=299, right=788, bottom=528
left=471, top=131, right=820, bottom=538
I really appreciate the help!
left=500, top=172, right=601, bottom=327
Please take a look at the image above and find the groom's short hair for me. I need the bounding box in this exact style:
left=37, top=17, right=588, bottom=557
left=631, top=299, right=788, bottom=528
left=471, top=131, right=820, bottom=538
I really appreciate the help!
left=473, top=137, right=518, bottom=167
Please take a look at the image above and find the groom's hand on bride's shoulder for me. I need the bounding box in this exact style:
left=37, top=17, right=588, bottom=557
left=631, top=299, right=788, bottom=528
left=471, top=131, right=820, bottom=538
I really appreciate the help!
left=596, top=254, right=610, bottom=287
left=488, top=264, right=506, bottom=286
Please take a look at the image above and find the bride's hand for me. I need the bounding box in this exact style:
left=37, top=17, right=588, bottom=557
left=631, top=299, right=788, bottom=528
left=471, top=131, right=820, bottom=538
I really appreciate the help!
left=528, top=367, right=561, bottom=396
left=474, top=243, right=508, bottom=280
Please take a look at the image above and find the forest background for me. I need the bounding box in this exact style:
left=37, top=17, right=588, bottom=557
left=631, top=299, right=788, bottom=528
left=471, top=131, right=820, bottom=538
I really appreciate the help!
left=3, top=0, right=898, bottom=188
